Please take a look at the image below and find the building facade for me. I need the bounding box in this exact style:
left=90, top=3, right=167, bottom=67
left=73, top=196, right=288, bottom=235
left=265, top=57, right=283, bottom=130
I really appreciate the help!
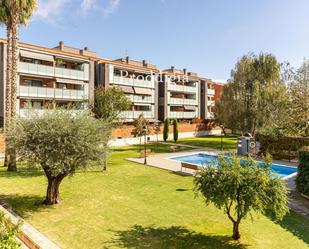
left=95, top=56, right=158, bottom=122
left=0, top=39, right=222, bottom=127
left=0, top=40, right=95, bottom=126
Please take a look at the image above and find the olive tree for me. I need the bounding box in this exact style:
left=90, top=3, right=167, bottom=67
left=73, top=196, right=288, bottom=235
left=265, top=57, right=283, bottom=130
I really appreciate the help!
left=132, top=114, right=150, bottom=149
left=194, top=156, right=288, bottom=240
left=9, top=110, right=111, bottom=205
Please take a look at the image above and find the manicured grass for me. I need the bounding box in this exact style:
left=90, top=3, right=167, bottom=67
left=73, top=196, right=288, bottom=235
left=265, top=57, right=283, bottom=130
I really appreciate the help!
left=178, top=135, right=238, bottom=151
left=0, top=142, right=308, bottom=249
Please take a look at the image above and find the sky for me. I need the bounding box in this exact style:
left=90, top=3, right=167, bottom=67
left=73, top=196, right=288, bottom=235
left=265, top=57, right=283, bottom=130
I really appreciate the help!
left=0, top=0, right=308, bottom=81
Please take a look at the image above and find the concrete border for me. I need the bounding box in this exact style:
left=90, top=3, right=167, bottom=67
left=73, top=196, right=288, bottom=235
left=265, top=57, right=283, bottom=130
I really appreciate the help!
left=0, top=203, right=61, bottom=249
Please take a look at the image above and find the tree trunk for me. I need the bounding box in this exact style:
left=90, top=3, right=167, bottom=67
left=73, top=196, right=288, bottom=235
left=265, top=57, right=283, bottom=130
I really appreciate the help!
left=232, top=221, right=240, bottom=240
left=6, top=12, right=19, bottom=172
left=43, top=176, right=65, bottom=205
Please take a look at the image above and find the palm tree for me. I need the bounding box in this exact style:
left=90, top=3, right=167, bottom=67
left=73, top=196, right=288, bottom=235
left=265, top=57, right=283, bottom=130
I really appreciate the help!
left=0, top=0, right=37, bottom=171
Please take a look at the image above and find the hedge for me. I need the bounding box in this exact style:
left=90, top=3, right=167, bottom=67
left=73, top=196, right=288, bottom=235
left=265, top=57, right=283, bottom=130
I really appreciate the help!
left=296, top=147, right=309, bottom=196
left=163, top=118, right=169, bottom=142
left=257, top=135, right=309, bottom=160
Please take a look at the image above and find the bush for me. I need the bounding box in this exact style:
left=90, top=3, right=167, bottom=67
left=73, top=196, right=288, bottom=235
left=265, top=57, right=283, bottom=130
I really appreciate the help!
left=173, top=119, right=178, bottom=143
left=163, top=118, right=169, bottom=142
left=257, top=134, right=309, bottom=160
left=0, top=211, right=21, bottom=249
left=296, top=146, right=309, bottom=196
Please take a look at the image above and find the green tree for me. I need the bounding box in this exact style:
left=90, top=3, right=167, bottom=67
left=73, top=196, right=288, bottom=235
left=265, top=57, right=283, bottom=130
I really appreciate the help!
left=163, top=118, right=169, bottom=142
left=9, top=111, right=111, bottom=205
left=0, top=211, right=21, bottom=249
left=173, top=119, right=178, bottom=143
left=296, top=146, right=309, bottom=195
left=132, top=114, right=150, bottom=149
left=194, top=156, right=288, bottom=240
left=93, top=86, right=131, bottom=124
left=0, top=0, right=37, bottom=172
left=284, top=60, right=309, bottom=136
left=216, top=53, right=287, bottom=135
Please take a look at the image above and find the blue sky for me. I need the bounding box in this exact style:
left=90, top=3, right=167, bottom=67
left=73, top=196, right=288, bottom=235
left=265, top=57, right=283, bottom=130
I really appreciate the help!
left=0, top=0, right=308, bottom=81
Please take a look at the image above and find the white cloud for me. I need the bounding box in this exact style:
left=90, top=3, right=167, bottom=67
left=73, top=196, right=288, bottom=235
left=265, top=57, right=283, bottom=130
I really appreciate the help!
left=103, top=0, right=120, bottom=16
left=79, top=0, right=97, bottom=16
left=33, top=0, right=70, bottom=21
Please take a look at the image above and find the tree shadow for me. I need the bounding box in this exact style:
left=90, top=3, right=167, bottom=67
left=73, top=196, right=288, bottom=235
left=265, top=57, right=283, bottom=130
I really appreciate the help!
left=0, top=169, right=44, bottom=178
left=0, top=194, right=54, bottom=218
left=267, top=211, right=309, bottom=245
left=105, top=225, right=248, bottom=249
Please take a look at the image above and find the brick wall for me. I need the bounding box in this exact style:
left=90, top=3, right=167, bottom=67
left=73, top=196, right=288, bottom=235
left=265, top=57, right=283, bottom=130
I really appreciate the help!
left=112, top=123, right=220, bottom=138
left=0, top=134, right=4, bottom=153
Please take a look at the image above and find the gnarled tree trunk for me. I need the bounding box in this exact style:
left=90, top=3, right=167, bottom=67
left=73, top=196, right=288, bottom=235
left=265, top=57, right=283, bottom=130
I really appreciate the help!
left=43, top=174, right=66, bottom=205
left=232, top=221, right=240, bottom=240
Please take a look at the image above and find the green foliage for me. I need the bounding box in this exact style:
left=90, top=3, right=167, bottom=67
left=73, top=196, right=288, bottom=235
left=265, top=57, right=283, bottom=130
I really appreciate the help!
left=257, top=134, right=309, bottom=160
left=0, top=212, right=21, bottom=249
left=163, top=118, right=169, bottom=142
left=132, top=114, right=150, bottom=138
left=93, top=86, right=131, bottom=124
left=194, top=156, right=288, bottom=240
left=8, top=110, right=111, bottom=204
left=173, top=119, right=178, bottom=143
left=216, top=53, right=287, bottom=134
left=296, top=146, right=309, bottom=196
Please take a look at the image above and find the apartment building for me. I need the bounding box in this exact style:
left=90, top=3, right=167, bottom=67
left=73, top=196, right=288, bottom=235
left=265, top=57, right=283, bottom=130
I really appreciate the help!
left=0, top=40, right=95, bottom=126
left=200, top=78, right=216, bottom=119
left=158, top=67, right=201, bottom=121
left=95, top=56, right=158, bottom=122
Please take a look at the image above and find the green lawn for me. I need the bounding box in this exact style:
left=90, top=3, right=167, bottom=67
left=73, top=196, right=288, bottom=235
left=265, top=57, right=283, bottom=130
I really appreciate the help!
left=0, top=140, right=308, bottom=249
left=177, top=135, right=238, bottom=151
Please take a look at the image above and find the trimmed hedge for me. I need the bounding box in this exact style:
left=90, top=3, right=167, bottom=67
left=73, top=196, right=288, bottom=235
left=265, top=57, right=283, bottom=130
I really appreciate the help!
left=296, top=147, right=309, bottom=196
left=173, top=119, right=178, bottom=143
left=257, top=135, right=309, bottom=160
left=163, top=118, right=169, bottom=142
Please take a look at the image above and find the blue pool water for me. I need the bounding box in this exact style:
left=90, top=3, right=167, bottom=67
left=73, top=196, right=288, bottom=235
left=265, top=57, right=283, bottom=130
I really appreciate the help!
left=170, top=153, right=297, bottom=178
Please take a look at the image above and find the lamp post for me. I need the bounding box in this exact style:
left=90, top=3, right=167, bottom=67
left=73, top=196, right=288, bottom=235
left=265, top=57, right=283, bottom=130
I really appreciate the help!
left=143, top=125, right=147, bottom=165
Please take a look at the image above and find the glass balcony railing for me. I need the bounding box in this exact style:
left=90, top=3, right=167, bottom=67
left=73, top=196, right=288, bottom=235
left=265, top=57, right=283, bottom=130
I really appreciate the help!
left=127, top=95, right=154, bottom=103
left=168, top=84, right=197, bottom=93
left=169, top=111, right=197, bottom=119
left=169, top=97, right=197, bottom=105
left=19, top=62, right=54, bottom=77
left=119, top=110, right=154, bottom=119
left=19, top=85, right=88, bottom=100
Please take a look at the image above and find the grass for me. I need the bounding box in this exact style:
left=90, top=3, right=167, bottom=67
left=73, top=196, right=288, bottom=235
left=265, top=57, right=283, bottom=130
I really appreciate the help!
left=177, top=135, right=238, bottom=151
left=0, top=139, right=308, bottom=249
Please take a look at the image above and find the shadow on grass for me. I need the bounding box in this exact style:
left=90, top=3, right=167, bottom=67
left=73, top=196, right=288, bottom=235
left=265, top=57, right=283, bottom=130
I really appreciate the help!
left=268, top=211, right=309, bottom=245
left=0, top=194, right=53, bottom=218
left=0, top=169, right=44, bottom=178
left=105, top=225, right=248, bottom=249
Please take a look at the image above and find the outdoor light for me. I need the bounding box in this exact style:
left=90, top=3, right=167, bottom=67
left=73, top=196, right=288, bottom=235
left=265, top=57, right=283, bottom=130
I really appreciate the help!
left=143, top=126, right=148, bottom=165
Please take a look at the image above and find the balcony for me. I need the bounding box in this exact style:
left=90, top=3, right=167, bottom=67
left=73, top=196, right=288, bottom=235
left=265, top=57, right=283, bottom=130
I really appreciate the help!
left=19, top=62, right=89, bottom=81
left=55, top=67, right=89, bottom=81
left=127, top=95, right=154, bottom=103
left=120, top=110, right=154, bottom=120
left=18, top=109, right=84, bottom=118
left=169, top=97, right=197, bottom=105
left=19, top=85, right=88, bottom=100
left=19, top=62, right=54, bottom=77
left=208, top=100, right=215, bottom=106
left=168, top=83, right=197, bottom=93
left=113, top=76, right=154, bottom=88
left=169, top=111, right=197, bottom=119
left=208, top=89, right=215, bottom=95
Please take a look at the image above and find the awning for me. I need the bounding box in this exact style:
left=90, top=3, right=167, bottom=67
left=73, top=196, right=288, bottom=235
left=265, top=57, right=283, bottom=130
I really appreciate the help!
left=20, top=50, right=54, bottom=62
left=184, top=105, right=196, bottom=111
left=133, top=87, right=153, bottom=95
left=56, top=78, right=85, bottom=85
left=133, top=103, right=152, bottom=107
left=119, top=86, right=134, bottom=94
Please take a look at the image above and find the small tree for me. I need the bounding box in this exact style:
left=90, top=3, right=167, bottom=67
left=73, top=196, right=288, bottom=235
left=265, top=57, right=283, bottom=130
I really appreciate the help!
left=173, top=119, right=178, bottom=143
left=9, top=111, right=111, bottom=205
left=93, top=86, right=131, bottom=123
left=132, top=114, right=150, bottom=149
left=163, top=118, right=169, bottom=142
left=0, top=211, right=21, bottom=249
left=194, top=156, right=288, bottom=240
left=296, top=146, right=309, bottom=196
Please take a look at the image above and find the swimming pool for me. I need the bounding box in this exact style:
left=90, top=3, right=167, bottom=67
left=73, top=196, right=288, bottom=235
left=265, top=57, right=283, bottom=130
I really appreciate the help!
left=170, top=153, right=297, bottom=178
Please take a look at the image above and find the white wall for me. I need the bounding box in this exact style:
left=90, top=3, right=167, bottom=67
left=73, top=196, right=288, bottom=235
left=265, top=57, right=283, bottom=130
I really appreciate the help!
left=109, top=129, right=221, bottom=147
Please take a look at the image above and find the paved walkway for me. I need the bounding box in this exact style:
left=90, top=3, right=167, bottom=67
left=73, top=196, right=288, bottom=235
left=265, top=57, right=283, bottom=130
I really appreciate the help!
left=128, top=149, right=308, bottom=218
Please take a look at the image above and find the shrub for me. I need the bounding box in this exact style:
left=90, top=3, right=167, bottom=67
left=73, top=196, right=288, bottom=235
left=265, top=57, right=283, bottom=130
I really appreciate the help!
left=0, top=211, right=21, bottom=249
left=173, top=119, right=178, bottom=143
left=163, top=118, right=169, bottom=142
left=257, top=134, right=309, bottom=160
left=296, top=146, right=309, bottom=196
